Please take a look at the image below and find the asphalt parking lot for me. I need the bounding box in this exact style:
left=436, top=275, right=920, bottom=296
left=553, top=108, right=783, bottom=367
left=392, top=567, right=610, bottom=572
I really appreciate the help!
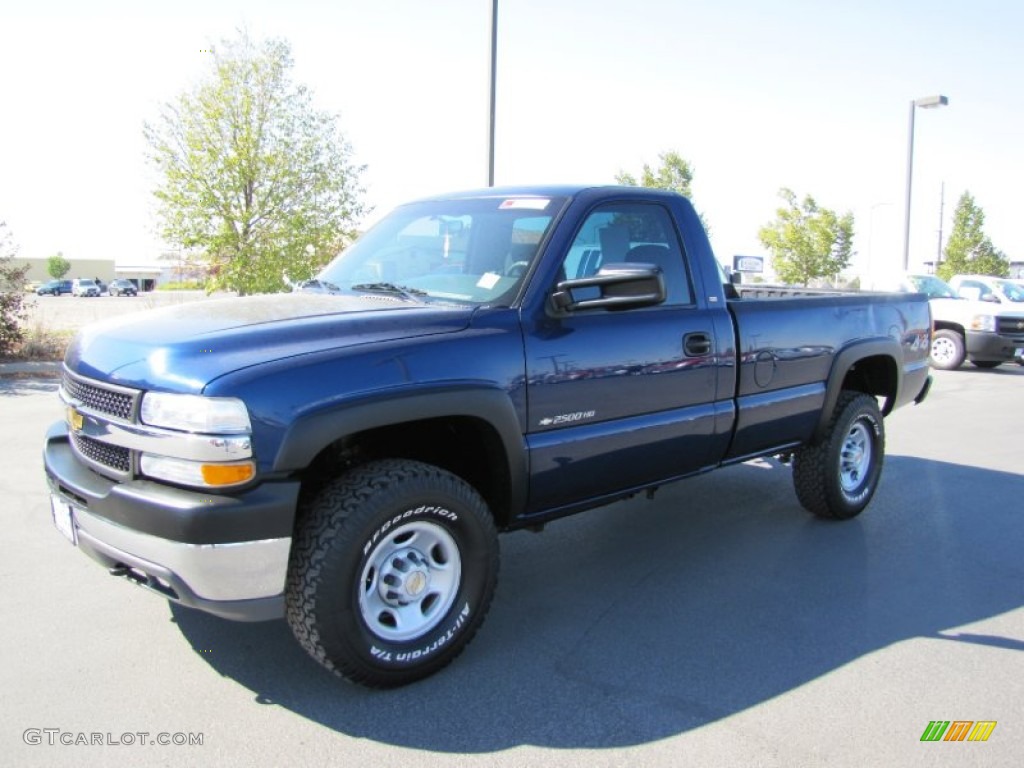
left=1, top=363, right=1021, bottom=767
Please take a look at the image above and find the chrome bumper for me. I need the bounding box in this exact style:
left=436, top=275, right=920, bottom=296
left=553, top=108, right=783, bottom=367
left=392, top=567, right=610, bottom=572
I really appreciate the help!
left=72, top=502, right=289, bottom=618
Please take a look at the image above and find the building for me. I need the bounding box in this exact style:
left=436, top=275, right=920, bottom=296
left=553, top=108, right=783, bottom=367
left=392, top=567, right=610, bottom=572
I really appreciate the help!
left=15, top=258, right=116, bottom=285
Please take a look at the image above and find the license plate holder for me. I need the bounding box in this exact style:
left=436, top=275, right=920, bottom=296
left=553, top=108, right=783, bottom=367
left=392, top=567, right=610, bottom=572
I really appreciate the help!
left=50, top=495, right=78, bottom=546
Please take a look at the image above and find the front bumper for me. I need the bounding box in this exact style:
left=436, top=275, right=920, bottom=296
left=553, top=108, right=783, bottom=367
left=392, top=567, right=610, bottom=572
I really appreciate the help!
left=965, top=330, right=1024, bottom=362
left=44, top=422, right=298, bottom=621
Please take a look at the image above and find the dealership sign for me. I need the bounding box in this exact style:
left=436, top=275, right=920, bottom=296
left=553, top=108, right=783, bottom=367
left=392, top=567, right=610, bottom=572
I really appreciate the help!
left=733, top=255, right=765, bottom=273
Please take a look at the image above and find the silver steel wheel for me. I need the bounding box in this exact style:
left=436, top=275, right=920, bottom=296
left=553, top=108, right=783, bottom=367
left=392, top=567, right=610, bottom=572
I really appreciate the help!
left=839, top=420, right=872, bottom=493
left=930, top=336, right=957, bottom=366
left=358, top=521, right=462, bottom=643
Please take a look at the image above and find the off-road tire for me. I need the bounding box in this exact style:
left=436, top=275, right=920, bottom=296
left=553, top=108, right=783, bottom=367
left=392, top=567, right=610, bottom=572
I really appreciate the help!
left=286, top=459, right=499, bottom=688
left=793, top=392, right=885, bottom=520
left=929, top=329, right=965, bottom=370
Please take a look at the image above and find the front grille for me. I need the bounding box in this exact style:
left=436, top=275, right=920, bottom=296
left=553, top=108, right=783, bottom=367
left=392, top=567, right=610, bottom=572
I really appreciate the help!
left=71, top=431, right=131, bottom=474
left=63, top=371, right=137, bottom=421
left=997, top=317, right=1024, bottom=337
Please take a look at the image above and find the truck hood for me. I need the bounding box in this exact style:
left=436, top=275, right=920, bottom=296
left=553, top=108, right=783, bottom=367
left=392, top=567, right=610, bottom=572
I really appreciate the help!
left=65, top=293, right=475, bottom=393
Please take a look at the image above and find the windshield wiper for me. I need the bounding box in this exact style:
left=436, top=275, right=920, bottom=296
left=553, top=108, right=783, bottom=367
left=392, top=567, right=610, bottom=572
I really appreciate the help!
left=351, top=282, right=428, bottom=302
left=296, top=278, right=341, bottom=293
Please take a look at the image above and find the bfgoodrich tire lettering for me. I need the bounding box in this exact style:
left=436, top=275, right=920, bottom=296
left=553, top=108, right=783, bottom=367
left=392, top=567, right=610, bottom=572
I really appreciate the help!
left=793, top=392, right=885, bottom=520
left=285, top=459, right=499, bottom=688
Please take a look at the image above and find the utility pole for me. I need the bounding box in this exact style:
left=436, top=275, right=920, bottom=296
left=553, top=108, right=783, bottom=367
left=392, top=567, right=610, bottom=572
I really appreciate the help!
left=936, top=181, right=945, bottom=266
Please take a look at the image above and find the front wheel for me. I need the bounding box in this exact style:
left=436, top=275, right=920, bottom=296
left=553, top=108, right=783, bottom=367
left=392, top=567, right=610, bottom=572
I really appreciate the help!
left=286, top=459, right=499, bottom=688
left=793, top=392, right=885, bottom=520
left=929, top=329, right=965, bottom=370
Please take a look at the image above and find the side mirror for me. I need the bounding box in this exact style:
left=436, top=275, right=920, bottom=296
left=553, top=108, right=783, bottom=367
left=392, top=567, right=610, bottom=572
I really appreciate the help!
left=550, top=262, right=666, bottom=313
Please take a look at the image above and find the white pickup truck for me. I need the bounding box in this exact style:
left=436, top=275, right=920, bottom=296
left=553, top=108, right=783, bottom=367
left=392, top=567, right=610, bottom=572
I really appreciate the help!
left=899, top=274, right=1024, bottom=369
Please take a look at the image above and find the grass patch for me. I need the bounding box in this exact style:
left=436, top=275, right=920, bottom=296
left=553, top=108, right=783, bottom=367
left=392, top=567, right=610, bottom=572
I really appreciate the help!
left=0, top=323, right=74, bottom=362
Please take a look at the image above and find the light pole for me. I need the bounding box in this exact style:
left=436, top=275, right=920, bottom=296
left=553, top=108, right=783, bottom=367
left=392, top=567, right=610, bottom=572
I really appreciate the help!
left=902, top=94, right=948, bottom=271
left=487, top=0, right=498, bottom=187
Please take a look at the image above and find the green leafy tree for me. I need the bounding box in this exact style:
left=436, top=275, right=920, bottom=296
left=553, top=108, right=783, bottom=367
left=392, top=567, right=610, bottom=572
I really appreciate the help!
left=0, top=221, right=30, bottom=356
left=144, top=31, right=367, bottom=295
left=616, top=150, right=696, bottom=197
left=47, top=251, right=71, bottom=279
left=937, top=191, right=1009, bottom=281
left=615, top=150, right=709, bottom=233
left=758, top=188, right=854, bottom=286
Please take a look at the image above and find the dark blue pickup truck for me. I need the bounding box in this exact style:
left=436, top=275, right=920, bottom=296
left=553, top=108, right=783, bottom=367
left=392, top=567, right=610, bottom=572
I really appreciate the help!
left=44, top=185, right=931, bottom=687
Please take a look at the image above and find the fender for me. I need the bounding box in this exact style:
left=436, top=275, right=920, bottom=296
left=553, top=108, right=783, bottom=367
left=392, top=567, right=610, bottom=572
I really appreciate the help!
left=272, top=386, right=529, bottom=519
left=815, top=338, right=900, bottom=441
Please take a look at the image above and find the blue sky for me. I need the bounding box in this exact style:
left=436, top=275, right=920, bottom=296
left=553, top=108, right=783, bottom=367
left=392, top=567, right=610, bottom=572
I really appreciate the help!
left=1, top=0, right=1021, bottom=282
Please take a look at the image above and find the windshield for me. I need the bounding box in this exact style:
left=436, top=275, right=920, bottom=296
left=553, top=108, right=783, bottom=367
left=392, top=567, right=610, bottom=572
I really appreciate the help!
left=907, top=275, right=957, bottom=299
left=996, top=280, right=1024, bottom=302
left=312, top=195, right=567, bottom=306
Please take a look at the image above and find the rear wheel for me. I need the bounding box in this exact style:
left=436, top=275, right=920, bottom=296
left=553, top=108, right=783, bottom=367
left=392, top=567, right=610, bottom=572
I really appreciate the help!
left=793, top=392, right=885, bottom=520
left=286, top=459, right=499, bottom=688
left=929, top=329, right=965, bottom=370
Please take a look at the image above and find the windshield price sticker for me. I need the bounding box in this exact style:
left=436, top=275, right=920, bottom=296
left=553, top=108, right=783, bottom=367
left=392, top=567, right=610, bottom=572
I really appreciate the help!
left=476, top=272, right=501, bottom=290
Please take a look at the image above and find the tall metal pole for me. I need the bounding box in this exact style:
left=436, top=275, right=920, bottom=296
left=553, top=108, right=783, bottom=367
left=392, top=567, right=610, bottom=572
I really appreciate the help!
left=901, top=100, right=916, bottom=272
left=487, top=0, right=498, bottom=187
left=901, top=95, right=948, bottom=272
left=936, top=181, right=945, bottom=266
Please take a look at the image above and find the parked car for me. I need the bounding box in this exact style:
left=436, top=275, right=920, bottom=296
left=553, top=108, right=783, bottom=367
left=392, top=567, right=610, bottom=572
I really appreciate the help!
left=108, top=279, right=138, bottom=297
left=36, top=280, right=73, bottom=296
left=948, top=275, right=1024, bottom=366
left=889, top=274, right=1024, bottom=369
left=71, top=278, right=101, bottom=297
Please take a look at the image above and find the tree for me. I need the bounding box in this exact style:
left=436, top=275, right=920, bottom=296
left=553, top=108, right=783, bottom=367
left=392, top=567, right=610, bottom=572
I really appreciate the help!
left=758, top=188, right=854, bottom=286
left=0, top=221, right=30, bottom=356
left=937, top=191, right=1008, bottom=281
left=144, top=31, right=367, bottom=295
left=616, top=150, right=696, bottom=197
left=47, top=252, right=71, bottom=279
left=616, top=150, right=709, bottom=232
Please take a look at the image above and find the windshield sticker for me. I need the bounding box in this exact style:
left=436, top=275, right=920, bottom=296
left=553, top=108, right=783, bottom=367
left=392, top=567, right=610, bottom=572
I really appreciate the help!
left=476, top=272, right=501, bottom=290
left=499, top=198, right=550, bottom=210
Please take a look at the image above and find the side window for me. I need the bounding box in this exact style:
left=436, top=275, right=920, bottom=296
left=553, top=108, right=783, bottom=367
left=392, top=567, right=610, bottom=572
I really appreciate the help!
left=559, top=203, right=692, bottom=306
left=959, top=280, right=991, bottom=300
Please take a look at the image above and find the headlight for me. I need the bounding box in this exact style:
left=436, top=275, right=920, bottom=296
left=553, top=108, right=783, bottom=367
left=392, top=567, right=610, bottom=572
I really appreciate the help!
left=969, top=315, right=996, bottom=332
left=141, top=393, right=251, bottom=433
left=141, top=454, right=255, bottom=488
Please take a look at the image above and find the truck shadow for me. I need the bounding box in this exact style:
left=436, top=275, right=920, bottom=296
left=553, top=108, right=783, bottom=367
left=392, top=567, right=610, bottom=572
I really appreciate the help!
left=171, top=454, right=1023, bottom=751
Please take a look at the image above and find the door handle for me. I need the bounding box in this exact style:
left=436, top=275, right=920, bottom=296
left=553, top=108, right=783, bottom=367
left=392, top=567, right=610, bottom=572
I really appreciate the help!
left=684, top=332, right=712, bottom=357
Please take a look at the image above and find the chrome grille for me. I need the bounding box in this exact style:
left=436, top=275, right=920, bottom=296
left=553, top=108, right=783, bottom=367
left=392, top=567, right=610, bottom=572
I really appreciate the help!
left=70, top=432, right=131, bottom=474
left=63, top=371, right=137, bottom=421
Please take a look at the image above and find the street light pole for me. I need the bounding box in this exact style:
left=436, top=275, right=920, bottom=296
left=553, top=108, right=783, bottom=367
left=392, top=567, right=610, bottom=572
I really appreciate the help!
left=901, top=94, right=948, bottom=272
left=487, top=0, right=498, bottom=187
